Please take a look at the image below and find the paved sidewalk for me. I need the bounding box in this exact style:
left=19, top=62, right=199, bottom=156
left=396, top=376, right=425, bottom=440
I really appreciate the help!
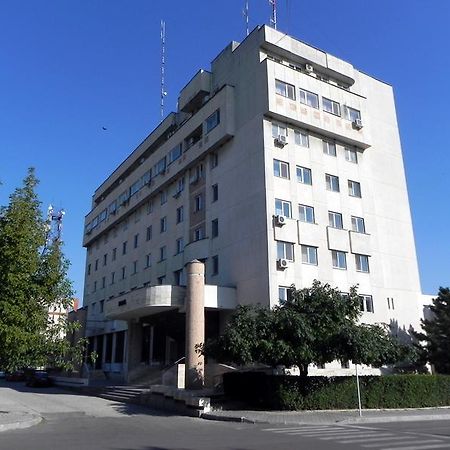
left=203, top=406, right=450, bottom=425
left=0, top=412, right=41, bottom=432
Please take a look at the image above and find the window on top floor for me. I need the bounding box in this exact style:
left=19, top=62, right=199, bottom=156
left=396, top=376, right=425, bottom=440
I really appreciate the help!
left=344, top=106, right=361, bottom=122
left=299, top=88, right=319, bottom=109
left=205, top=109, right=220, bottom=133
left=322, top=97, right=341, bottom=116
left=275, top=79, right=296, bottom=100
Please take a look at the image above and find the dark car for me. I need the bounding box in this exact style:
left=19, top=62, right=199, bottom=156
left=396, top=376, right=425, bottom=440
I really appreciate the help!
left=26, top=370, right=52, bottom=387
left=5, top=370, right=26, bottom=382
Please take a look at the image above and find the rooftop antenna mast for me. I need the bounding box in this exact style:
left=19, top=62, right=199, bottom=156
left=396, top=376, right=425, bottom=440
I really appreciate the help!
left=160, top=19, right=167, bottom=121
left=243, top=0, right=249, bottom=36
left=43, top=204, right=65, bottom=253
left=269, top=0, right=277, bottom=30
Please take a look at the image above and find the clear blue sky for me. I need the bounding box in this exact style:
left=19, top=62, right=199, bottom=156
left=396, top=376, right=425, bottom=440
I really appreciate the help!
left=1, top=1, right=448, bottom=300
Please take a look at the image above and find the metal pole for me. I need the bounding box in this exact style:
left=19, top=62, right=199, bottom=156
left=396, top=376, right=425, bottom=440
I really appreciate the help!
left=355, top=363, right=362, bottom=417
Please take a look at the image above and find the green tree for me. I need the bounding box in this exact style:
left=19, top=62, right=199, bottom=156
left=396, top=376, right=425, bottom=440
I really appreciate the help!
left=203, top=281, right=410, bottom=378
left=414, top=287, right=450, bottom=374
left=0, top=168, right=85, bottom=372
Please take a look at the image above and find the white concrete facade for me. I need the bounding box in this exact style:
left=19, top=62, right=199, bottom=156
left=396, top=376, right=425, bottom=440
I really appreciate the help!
left=82, top=26, right=423, bottom=377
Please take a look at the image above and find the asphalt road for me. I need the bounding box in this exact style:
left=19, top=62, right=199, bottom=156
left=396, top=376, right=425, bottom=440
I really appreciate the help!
left=1, top=383, right=450, bottom=450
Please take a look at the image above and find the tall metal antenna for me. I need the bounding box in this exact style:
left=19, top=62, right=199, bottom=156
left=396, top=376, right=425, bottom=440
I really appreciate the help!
left=43, top=204, right=65, bottom=253
left=269, top=0, right=277, bottom=30
left=160, top=19, right=166, bottom=121
left=243, top=0, right=249, bottom=36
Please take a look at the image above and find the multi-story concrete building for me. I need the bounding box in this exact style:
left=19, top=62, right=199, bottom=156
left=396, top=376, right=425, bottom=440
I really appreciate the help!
left=82, top=25, right=423, bottom=381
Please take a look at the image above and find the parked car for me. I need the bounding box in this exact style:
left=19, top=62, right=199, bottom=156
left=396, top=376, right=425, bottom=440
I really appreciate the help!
left=5, top=370, right=26, bottom=382
left=26, top=371, right=52, bottom=387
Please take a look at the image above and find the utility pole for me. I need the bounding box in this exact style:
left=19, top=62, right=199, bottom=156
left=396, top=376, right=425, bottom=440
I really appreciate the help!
left=243, top=0, right=249, bottom=36
left=269, top=0, right=277, bottom=30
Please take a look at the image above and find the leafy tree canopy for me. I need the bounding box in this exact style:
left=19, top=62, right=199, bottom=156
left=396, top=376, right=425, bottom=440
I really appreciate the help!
left=414, top=287, right=450, bottom=374
left=0, top=168, right=85, bottom=372
left=203, top=280, right=411, bottom=377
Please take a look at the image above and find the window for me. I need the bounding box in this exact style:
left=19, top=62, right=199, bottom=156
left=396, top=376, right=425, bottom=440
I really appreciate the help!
left=299, top=88, right=319, bottom=109
left=272, top=122, right=287, bottom=139
left=111, top=271, right=115, bottom=284
left=168, top=144, right=182, bottom=164
left=322, top=97, right=341, bottom=116
left=206, top=110, right=220, bottom=134
left=146, top=225, right=152, bottom=241
left=122, top=241, right=127, bottom=255
left=195, top=194, right=203, bottom=212
left=210, top=152, right=218, bottom=168
left=301, top=245, right=318, bottom=265
left=351, top=216, right=365, bottom=233
left=103, top=254, right=107, bottom=267
left=160, top=190, right=167, bottom=205
left=108, top=200, right=117, bottom=216
left=174, top=269, right=183, bottom=286
left=134, top=234, right=139, bottom=249
left=299, top=204, right=315, bottom=223
left=355, top=254, right=370, bottom=273
left=294, top=130, right=309, bottom=147
left=112, top=248, right=117, bottom=261
left=132, top=260, right=138, bottom=275
left=174, top=177, right=185, bottom=196
left=344, top=106, right=361, bottom=122
left=348, top=180, right=362, bottom=198
left=273, top=159, right=289, bottom=179
left=146, top=200, right=153, bottom=214
left=278, top=286, right=293, bottom=304
left=275, top=79, right=295, bottom=100
left=159, top=246, right=167, bottom=262
left=325, top=174, right=340, bottom=192
left=87, top=264, right=91, bottom=276
left=134, top=209, right=141, bottom=223
left=130, top=179, right=142, bottom=197
left=323, top=140, right=337, bottom=156
left=141, top=169, right=151, bottom=186
left=145, top=253, right=152, bottom=268
left=277, top=241, right=294, bottom=261
left=387, top=297, right=395, bottom=310
left=328, top=211, right=343, bottom=229
left=211, top=218, right=219, bottom=238
left=121, top=266, right=126, bottom=280
left=176, top=238, right=184, bottom=254
left=101, top=276, right=106, bottom=289
left=95, top=259, right=98, bottom=271
left=275, top=199, right=292, bottom=218
left=176, top=206, right=184, bottom=224
left=160, top=216, right=167, bottom=233
left=212, top=184, right=219, bottom=202
left=296, top=166, right=312, bottom=185
left=194, top=226, right=204, bottom=241
left=345, top=147, right=358, bottom=163
left=360, top=295, right=374, bottom=313
left=212, top=255, right=219, bottom=275
left=154, top=157, right=167, bottom=176
left=332, top=250, right=347, bottom=269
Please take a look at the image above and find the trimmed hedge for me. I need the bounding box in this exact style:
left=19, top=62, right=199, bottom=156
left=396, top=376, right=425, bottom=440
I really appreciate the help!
left=223, top=372, right=450, bottom=410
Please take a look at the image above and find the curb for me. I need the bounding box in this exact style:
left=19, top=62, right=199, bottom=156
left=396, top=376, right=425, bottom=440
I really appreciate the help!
left=0, top=413, right=42, bottom=433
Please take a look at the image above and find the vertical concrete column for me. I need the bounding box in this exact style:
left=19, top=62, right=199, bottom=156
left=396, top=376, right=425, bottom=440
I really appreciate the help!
left=185, top=260, right=205, bottom=390
left=125, top=320, right=143, bottom=383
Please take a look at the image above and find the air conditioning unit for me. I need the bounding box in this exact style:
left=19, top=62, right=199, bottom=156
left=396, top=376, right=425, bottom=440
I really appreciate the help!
left=275, top=134, right=287, bottom=147
left=305, top=63, right=314, bottom=73
left=274, top=215, right=286, bottom=226
left=277, top=258, right=289, bottom=270
left=353, top=118, right=363, bottom=129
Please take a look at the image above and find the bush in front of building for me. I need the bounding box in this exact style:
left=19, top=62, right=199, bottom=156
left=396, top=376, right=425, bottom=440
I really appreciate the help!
left=223, top=372, right=450, bottom=410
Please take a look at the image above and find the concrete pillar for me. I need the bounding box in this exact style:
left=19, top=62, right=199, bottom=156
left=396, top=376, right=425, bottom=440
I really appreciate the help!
left=185, top=260, right=205, bottom=390
left=125, top=320, right=143, bottom=383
